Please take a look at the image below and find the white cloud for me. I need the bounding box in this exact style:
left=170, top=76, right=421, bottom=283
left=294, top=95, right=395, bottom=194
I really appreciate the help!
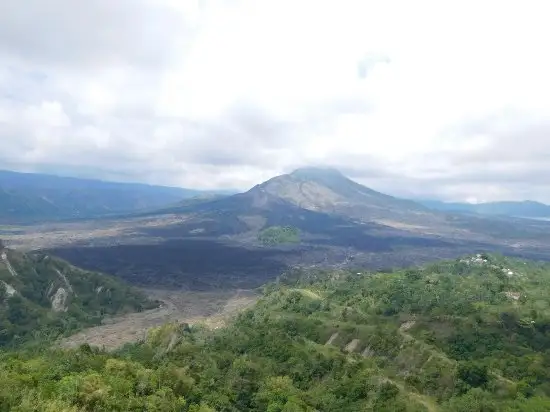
left=0, top=0, right=550, bottom=201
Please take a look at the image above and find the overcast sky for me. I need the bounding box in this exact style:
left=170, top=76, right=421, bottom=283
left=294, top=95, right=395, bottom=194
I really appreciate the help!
left=0, top=0, right=549, bottom=202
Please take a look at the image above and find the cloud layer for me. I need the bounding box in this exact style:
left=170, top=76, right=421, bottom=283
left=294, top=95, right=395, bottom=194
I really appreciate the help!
left=1, top=0, right=549, bottom=202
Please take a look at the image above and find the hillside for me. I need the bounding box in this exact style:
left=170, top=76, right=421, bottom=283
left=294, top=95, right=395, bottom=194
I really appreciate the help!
left=0, top=169, right=208, bottom=223
left=2, top=254, right=550, bottom=410
left=0, top=244, right=156, bottom=347
left=421, top=199, right=550, bottom=219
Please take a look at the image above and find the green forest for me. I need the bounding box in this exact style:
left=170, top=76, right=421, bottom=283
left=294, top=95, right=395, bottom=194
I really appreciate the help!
left=3, top=253, right=550, bottom=410
left=258, top=226, right=300, bottom=246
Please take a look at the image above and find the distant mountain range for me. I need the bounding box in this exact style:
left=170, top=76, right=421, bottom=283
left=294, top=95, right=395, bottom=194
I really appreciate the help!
left=420, top=199, right=550, bottom=219
left=6, top=167, right=550, bottom=289
left=3, top=167, right=548, bottom=225
left=0, top=170, right=226, bottom=224
left=146, top=167, right=550, bottom=224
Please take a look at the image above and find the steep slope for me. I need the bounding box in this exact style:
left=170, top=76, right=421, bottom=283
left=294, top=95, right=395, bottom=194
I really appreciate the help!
left=0, top=169, right=208, bottom=223
left=152, top=167, right=433, bottom=221
left=157, top=167, right=445, bottom=237
left=3, top=255, right=550, bottom=410
left=0, top=245, right=156, bottom=347
left=142, top=179, right=363, bottom=237
left=254, top=167, right=435, bottom=223
left=422, top=199, right=550, bottom=219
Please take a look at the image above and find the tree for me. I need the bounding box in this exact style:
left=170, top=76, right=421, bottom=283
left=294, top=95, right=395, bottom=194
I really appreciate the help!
left=458, top=362, right=489, bottom=388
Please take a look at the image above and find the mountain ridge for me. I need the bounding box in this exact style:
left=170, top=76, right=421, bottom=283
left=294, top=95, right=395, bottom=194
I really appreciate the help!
left=421, top=199, right=550, bottom=219
left=0, top=169, right=218, bottom=223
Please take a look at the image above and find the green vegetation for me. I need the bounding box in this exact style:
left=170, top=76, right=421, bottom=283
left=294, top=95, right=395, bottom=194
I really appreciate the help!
left=0, top=248, right=156, bottom=348
left=258, top=226, right=300, bottom=246
left=4, top=254, right=550, bottom=410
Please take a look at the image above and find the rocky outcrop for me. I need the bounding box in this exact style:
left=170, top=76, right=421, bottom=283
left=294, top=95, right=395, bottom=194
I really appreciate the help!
left=344, top=339, right=360, bottom=353
left=1, top=280, right=16, bottom=297
left=55, top=269, right=76, bottom=296
left=1, top=252, right=19, bottom=277
left=51, top=287, right=69, bottom=312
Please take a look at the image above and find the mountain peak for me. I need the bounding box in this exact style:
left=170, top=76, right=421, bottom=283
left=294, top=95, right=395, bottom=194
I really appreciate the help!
left=289, top=167, right=345, bottom=180
left=243, top=166, right=429, bottom=221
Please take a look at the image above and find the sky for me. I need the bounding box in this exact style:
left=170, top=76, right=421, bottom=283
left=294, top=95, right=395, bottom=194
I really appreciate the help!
left=0, top=0, right=549, bottom=203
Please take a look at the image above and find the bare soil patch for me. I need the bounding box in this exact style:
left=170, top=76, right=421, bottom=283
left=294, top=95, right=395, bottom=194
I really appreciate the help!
left=59, top=288, right=258, bottom=350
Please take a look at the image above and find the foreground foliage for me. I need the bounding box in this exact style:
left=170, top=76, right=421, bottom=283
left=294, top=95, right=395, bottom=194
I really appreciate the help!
left=3, top=254, right=550, bottom=410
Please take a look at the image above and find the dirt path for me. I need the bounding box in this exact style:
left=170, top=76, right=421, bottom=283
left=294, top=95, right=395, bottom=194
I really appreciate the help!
left=290, top=288, right=322, bottom=299
left=317, top=335, right=438, bottom=411
left=325, top=332, right=339, bottom=345
left=344, top=338, right=360, bottom=353
left=59, top=289, right=258, bottom=350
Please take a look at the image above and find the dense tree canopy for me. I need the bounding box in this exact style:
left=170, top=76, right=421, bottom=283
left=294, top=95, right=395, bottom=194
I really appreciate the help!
left=3, top=254, right=550, bottom=410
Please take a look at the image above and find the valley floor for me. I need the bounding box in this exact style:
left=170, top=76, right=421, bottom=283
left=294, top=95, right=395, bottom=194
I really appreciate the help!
left=58, top=288, right=258, bottom=350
